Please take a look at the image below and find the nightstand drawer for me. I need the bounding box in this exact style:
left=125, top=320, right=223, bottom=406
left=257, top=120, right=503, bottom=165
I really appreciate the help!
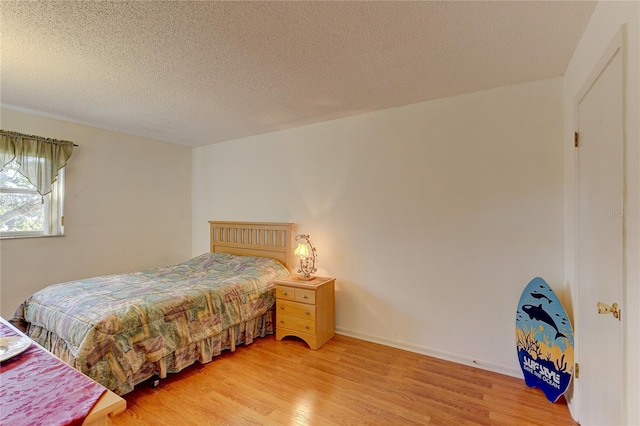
left=277, top=285, right=316, bottom=304
left=277, top=300, right=316, bottom=320
left=277, top=314, right=316, bottom=334
left=276, top=285, right=295, bottom=300
left=294, top=288, right=316, bottom=304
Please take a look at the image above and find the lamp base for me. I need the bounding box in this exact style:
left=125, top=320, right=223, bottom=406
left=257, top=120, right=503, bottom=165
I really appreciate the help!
left=296, top=275, right=316, bottom=281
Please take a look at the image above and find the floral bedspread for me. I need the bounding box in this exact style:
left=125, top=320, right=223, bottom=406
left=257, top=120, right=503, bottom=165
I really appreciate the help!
left=11, top=253, right=289, bottom=394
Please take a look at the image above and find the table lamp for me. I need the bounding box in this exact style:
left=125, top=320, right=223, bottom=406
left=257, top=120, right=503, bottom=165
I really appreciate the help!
left=294, top=234, right=317, bottom=280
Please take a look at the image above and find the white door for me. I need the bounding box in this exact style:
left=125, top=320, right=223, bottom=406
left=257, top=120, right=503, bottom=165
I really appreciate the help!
left=576, top=33, right=624, bottom=425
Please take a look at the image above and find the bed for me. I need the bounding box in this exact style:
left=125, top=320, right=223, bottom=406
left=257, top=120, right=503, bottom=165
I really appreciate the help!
left=10, top=221, right=294, bottom=395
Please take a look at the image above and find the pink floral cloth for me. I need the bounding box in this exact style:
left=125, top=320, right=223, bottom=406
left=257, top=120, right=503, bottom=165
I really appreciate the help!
left=0, top=318, right=106, bottom=426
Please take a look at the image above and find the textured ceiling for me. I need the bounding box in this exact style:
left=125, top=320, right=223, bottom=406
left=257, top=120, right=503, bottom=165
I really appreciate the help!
left=1, top=1, right=596, bottom=147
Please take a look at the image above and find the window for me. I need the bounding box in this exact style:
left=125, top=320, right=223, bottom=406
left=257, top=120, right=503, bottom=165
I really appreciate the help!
left=0, top=159, right=65, bottom=237
left=0, top=129, right=74, bottom=239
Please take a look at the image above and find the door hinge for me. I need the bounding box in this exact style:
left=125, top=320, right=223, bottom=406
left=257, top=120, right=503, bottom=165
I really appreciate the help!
left=574, top=132, right=579, bottom=148
left=61, top=216, right=64, bottom=226
left=575, top=362, right=580, bottom=379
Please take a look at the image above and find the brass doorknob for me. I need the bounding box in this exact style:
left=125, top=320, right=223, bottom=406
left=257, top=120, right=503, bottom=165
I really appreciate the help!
left=597, top=302, right=620, bottom=320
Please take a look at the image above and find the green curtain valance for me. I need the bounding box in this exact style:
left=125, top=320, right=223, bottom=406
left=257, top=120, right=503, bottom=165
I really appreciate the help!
left=0, top=130, right=75, bottom=196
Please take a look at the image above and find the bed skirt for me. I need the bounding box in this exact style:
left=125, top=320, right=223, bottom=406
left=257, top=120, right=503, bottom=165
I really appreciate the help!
left=23, top=309, right=275, bottom=395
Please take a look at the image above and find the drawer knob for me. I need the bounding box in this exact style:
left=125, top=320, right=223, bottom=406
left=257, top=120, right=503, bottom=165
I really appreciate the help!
left=305, top=311, right=309, bottom=315
left=280, top=320, right=284, bottom=324
left=282, top=291, right=288, bottom=296
left=302, top=295, right=308, bottom=299
left=305, top=325, right=310, bottom=329
left=280, top=306, right=284, bottom=310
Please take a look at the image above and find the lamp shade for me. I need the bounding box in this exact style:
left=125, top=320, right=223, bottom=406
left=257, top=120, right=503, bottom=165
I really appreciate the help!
left=294, top=242, right=310, bottom=257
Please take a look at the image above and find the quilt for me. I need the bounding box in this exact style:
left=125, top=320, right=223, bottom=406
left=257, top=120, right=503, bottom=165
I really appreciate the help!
left=11, top=253, right=289, bottom=394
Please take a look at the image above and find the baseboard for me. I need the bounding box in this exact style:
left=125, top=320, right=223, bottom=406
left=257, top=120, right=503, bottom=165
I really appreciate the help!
left=335, top=326, right=522, bottom=379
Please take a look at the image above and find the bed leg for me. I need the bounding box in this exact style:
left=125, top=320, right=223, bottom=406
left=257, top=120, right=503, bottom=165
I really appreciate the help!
left=150, top=374, right=160, bottom=388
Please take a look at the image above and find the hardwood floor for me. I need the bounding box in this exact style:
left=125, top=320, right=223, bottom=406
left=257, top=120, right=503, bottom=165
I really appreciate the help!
left=111, top=334, right=578, bottom=425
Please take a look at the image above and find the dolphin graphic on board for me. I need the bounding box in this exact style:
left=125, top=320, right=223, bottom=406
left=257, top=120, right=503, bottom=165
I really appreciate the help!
left=521, top=304, right=567, bottom=340
left=531, top=292, right=552, bottom=304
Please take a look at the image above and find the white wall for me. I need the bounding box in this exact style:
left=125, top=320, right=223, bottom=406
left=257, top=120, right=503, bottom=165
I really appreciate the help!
left=563, top=1, right=640, bottom=424
left=0, top=108, right=193, bottom=318
left=193, top=77, right=565, bottom=376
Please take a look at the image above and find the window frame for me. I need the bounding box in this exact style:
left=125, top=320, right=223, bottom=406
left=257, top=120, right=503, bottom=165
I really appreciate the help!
left=0, top=162, right=65, bottom=239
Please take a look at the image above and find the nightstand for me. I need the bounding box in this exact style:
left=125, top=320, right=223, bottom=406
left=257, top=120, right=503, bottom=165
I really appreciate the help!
left=274, top=276, right=335, bottom=350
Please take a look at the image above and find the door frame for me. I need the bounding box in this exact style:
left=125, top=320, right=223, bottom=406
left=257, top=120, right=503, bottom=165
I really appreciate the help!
left=573, top=26, right=627, bottom=424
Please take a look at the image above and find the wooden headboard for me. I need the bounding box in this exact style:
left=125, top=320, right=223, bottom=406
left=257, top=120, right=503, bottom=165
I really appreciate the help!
left=209, top=221, right=294, bottom=269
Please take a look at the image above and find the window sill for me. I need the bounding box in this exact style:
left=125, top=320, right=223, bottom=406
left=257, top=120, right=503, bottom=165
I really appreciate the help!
left=0, top=234, right=64, bottom=240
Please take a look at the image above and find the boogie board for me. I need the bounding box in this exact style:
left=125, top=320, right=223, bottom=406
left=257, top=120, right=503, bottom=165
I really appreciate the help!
left=516, top=277, right=574, bottom=402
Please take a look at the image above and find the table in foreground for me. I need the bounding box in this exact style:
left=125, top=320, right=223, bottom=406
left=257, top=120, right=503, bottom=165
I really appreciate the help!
left=0, top=316, right=126, bottom=425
